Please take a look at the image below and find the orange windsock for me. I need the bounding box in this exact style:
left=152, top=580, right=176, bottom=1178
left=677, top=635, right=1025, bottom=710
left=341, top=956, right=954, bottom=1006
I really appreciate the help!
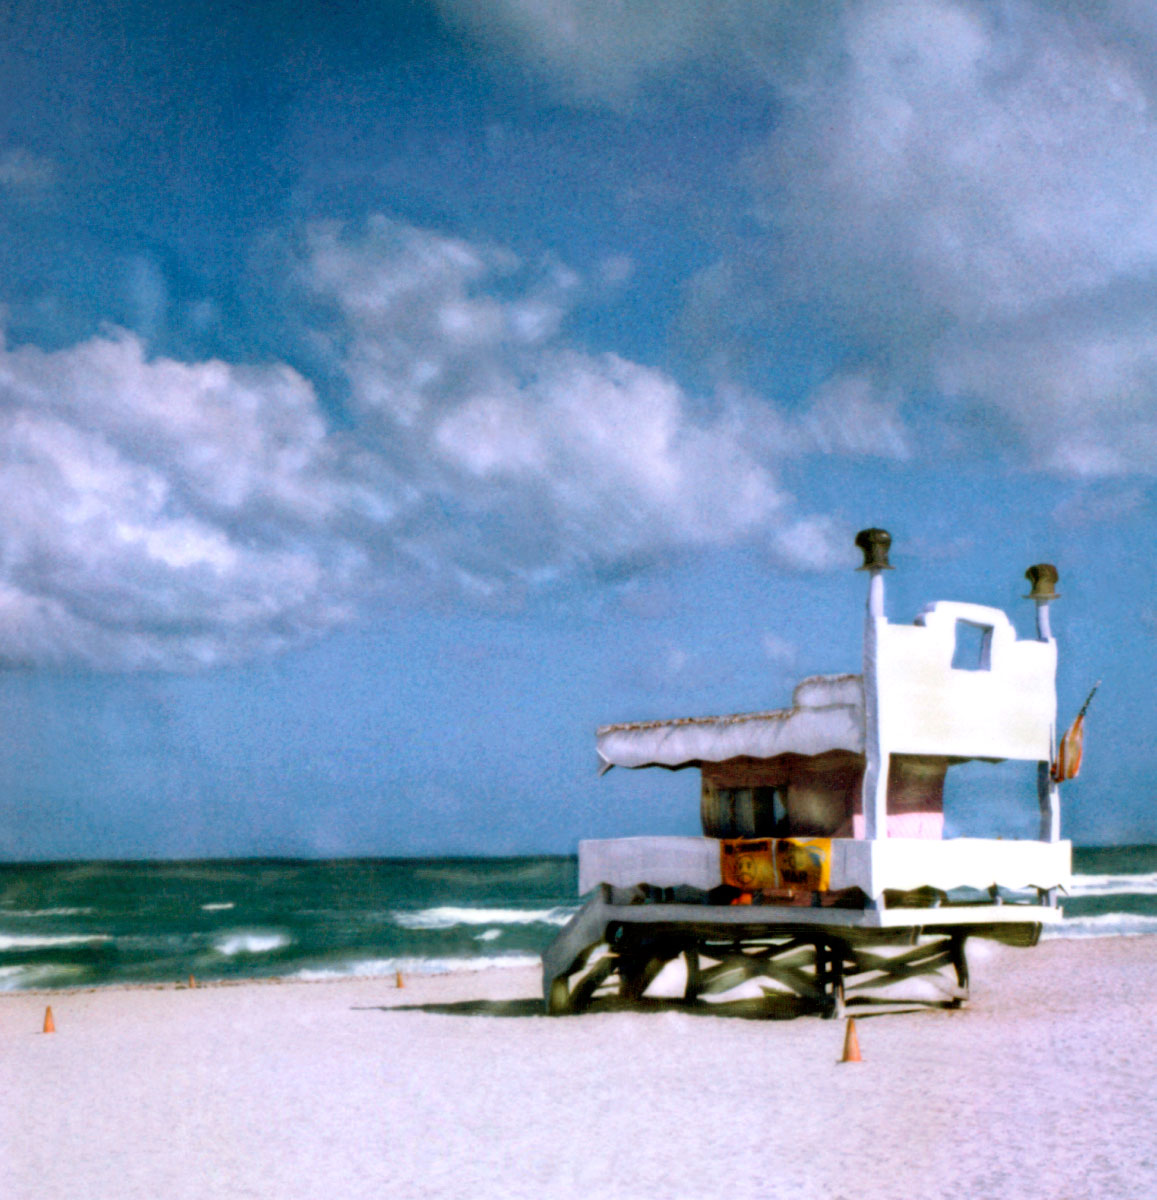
left=1052, top=682, right=1099, bottom=783
left=1051, top=715, right=1085, bottom=782
left=841, top=1017, right=861, bottom=1063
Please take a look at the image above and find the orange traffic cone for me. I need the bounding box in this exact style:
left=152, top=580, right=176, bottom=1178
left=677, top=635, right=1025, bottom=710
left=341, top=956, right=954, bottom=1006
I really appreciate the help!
left=395, top=970, right=404, bottom=989
left=841, top=1017, right=861, bottom=1063
left=43, top=1006, right=55, bottom=1034
left=188, top=974, right=196, bottom=989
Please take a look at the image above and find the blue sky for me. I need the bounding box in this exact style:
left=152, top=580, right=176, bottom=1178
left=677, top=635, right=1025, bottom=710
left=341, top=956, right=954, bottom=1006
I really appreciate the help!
left=0, top=0, right=1154, bottom=859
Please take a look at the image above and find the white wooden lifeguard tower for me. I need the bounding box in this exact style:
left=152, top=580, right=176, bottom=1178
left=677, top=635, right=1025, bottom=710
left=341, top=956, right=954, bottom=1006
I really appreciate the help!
left=543, top=529, right=1073, bottom=1016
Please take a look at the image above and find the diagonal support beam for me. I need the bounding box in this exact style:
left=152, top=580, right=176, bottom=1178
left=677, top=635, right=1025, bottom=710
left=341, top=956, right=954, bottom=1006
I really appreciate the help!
left=846, top=948, right=956, bottom=992
left=568, top=954, right=618, bottom=1012
left=848, top=938, right=953, bottom=977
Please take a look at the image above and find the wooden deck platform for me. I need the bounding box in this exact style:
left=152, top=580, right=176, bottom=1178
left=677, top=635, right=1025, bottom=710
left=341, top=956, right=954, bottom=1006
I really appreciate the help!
left=542, top=885, right=1057, bottom=1017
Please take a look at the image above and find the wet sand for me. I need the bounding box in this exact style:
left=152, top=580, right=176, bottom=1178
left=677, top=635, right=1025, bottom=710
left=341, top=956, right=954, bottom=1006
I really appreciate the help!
left=2, top=937, right=1155, bottom=1199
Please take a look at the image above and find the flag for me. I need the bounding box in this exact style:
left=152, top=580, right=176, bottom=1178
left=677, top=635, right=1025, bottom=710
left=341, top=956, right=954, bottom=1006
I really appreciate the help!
left=1051, top=682, right=1100, bottom=784
left=1051, top=714, right=1085, bottom=782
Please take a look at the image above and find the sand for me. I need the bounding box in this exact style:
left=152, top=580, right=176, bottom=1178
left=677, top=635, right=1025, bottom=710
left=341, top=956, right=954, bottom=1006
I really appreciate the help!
left=2, top=937, right=1156, bottom=1200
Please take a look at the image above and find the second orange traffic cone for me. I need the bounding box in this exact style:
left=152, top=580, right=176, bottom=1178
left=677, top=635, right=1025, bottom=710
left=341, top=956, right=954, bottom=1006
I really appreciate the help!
left=43, top=1006, right=55, bottom=1034
left=841, top=1017, right=861, bottom=1063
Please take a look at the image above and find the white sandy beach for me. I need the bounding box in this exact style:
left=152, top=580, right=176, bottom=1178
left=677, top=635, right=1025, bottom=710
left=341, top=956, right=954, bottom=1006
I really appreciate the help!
left=3, top=937, right=1156, bottom=1200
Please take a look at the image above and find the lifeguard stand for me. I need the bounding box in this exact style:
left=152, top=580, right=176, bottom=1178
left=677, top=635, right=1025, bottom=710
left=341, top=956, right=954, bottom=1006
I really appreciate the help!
left=543, top=530, right=1072, bottom=1016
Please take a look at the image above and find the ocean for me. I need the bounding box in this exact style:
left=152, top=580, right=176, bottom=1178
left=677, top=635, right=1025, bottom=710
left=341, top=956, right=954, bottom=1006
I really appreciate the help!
left=1, top=846, right=1155, bottom=992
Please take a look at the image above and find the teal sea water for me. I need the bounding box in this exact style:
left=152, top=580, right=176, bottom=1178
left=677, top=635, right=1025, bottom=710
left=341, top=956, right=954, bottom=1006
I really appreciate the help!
left=0, top=847, right=1154, bottom=992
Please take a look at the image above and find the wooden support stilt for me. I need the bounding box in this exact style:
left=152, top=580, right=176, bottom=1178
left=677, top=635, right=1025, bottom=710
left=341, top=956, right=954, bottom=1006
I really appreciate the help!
left=570, top=955, right=617, bottom=1011
left=543, top=891, right=983, bottom=1018
left=948, top=933, right=970, bottom=1007
left=547, top=976, right=572, bottom=1016
left=683, top=946, right=701, bottom=1002
left=817, top=941, right=846, bottom=1019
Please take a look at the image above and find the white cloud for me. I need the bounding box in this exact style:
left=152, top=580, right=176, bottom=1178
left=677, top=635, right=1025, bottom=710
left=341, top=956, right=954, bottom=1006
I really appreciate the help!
left=431, top=2, right=1157, bottom=481
left=935, top=318, right=1157, bottom=476
left=770, top=515, right=849, bottom=572
left=437, top=1, right=865, bottom=109
left=756, top=2, right=1157, bottom=326
left=494, top=0, right=1157, bottom=479
left=295, top=216, right=808, bottom=579
left=798, top=375, right=910, bottom=460
left=15, top=5, right=1157, bottom=673
left=433, top=0, right=791, bottom=107
left=712, top=374, right=911, bottom=464
left=732, top=0, right=1157, bottom=476
left=0, top=332, right=370, bottom=669
left=0, top=217, right=847, bottom=670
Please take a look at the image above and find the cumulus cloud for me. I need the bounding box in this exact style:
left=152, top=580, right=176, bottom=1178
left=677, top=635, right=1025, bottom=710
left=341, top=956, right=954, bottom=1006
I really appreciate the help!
left=724, top=0, right=1157, bottom=477
left=10, top=5, right=1157, bottom=680
left=769, top=515, right=849, bottom=572
left=758, top=3, right=1157, bottom=317
left=478, top=1, right=1157, bottom=478
left=708, top=373, right=910, bottom=468
left=290, top=216, right=823, bottom=582
left=935, top=318, right=1157, bottom=475
left=434, top=0, right=839, bottom=108
left=13, top=4, right=1157, bottom=672
left=795, top=375, right=911, bottom=461
left=0, top=217, right=849, bottom=670
left=0, top=332, right=372, bottom=669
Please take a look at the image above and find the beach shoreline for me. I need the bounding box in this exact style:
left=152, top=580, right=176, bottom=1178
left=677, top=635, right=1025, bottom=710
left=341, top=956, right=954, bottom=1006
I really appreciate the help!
left=3, top=936, right=1155, bottom=1200
left=2, top=936, right=1157, bottom=1200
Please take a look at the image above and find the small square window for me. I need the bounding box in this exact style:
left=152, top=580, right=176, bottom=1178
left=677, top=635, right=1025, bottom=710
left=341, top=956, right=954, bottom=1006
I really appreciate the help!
left=951, top=620, right=993, bottom=671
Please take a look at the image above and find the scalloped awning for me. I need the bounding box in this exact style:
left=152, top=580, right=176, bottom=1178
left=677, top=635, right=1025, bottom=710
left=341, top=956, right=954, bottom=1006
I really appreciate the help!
left=596, top=674, right=865, bottom=772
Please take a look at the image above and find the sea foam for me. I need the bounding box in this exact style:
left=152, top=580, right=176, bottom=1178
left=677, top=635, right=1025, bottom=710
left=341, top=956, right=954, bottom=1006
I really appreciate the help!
left=0, top=963, right=85, bottom=991
left=0, top=907, right=96, bottom=917
left=289, top=954, right=541, bottom=982
left=1047, top=912, right=1157, bottom=938
left=392, top=906, right=575, bottom=931
left=1069, top=871, right=1157, bottom=897
left=0, top=933, right=110, bottom=950
left=213, top=931, right=291, bottom=957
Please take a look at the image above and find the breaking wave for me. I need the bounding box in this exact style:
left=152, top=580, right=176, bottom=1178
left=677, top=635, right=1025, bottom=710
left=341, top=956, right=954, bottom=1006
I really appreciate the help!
left=392, top=906, right=575, bottom=931
left=290, top=955, right=540, bottom=982
left=0, top=907, right=96, bottom=917
left=0, top=933, right=110, bottom=950
left=213, top=932, right=291, bottom=957
left=0, top=963, right=86, bottom=991
left=1048, top=912, right=1157, bottom=938
left=1069, top=872, right=1157, bottom=897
